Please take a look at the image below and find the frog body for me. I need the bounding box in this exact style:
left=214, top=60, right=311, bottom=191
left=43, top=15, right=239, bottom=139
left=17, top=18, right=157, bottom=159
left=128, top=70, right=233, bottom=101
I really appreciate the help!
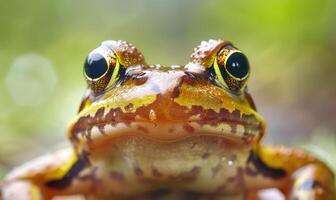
left=2, top=39, right=335, bottom=200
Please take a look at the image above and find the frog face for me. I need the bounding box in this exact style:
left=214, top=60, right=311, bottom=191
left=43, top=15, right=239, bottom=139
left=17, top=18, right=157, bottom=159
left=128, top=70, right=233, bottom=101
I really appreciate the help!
left=68, top=40, right=265, bottom=152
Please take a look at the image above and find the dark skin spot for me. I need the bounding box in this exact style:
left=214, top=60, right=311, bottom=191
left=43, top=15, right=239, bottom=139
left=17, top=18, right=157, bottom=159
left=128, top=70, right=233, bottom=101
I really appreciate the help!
left=171, top=76, right=185, bottom=98
left=151, top=166, right=162, bottom=178
left=171, top=84, right=181, bottom=98
left=98, top=124, right=105, bottom=135
left=211, top=163, right=222, bottom=177
left=104, top=107, right=125, bottom=126
left=145, top=189, right=172, bottom=199
left=95, top=107, right=105, bottom=121
left=226, top=167, right=245, bottom=191
left=183, top=124, right=195, bottom=133
left=134, top=166, right=144, bottom=177
left=202, top=152, right=210, bottom=159
left=109, top=171, right=125, bottom=182
left=190, top=142, right=197, bottom=149
left=133, top=189, right=226, bottom=200
left=84, top=129, right=92, bottom=142
left=124, top=103, right=134, bottom=112
left=244, top=165, right=259, bottom=176
left=231, top=124, right=237, bottom=135
left=177, top=166, right=201, bottom=182
left=242, top=134, right=255, bottom=144
left=229, top=154, right=237, bottom=162
left=217, top=167, right=244, bottom=193
left=137, top=125, right=149, bottom=133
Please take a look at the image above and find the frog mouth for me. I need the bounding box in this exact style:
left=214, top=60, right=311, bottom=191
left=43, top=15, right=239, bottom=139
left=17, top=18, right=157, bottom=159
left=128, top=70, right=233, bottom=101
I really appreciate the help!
left=69, top=89, right=264, bottom=145
left=69, top=112, right=263, bottom=146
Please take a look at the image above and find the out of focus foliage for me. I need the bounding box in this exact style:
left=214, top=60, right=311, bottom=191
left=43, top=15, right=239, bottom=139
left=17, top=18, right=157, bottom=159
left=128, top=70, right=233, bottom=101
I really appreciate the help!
left=0, top=0, right=335, bottom=178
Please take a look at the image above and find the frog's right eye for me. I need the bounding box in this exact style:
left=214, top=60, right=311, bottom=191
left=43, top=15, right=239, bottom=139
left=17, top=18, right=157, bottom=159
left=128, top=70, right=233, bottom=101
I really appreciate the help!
left=212, top=46, right=250, bottom=93
left=84, top=47, right=121, bottom=94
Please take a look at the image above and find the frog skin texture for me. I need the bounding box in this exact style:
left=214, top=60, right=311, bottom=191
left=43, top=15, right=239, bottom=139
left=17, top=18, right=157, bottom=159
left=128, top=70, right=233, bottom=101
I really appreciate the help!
left=1, top=39, right=335, bottom=200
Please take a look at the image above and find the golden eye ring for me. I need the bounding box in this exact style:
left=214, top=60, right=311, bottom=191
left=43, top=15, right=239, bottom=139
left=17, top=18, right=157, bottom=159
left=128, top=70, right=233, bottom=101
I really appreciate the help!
left=213, top=47, right=250, bottom=92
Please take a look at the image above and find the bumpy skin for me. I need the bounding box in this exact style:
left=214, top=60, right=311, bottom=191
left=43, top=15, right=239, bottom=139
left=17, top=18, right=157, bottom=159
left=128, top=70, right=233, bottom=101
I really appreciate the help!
left=1, top=40, right=335, bottom=200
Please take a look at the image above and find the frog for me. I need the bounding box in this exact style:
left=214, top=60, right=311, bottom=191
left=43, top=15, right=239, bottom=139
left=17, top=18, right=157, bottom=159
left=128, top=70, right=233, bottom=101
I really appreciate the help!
left=1, top=39, right=335, bottom=200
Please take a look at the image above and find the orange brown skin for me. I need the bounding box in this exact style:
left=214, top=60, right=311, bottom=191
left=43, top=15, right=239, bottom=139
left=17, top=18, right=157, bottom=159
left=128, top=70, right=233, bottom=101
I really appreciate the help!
left=1, top=40, right=335, bottom=200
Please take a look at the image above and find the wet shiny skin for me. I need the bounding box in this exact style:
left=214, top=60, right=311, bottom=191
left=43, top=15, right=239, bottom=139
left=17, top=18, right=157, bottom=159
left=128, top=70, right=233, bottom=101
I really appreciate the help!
left=2, top=40, right=335, bottom=200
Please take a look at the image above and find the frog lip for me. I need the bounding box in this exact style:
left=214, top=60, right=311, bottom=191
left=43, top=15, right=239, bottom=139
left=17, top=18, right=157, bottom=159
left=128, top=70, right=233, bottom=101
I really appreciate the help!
left=69, top=95, right=263, bottom=144
left=69, top=118, right=262, bottom=145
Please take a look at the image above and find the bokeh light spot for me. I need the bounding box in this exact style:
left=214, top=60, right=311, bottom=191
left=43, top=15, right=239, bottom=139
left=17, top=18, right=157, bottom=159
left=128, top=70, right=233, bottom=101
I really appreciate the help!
left=5, top=53, right=57, bottom=107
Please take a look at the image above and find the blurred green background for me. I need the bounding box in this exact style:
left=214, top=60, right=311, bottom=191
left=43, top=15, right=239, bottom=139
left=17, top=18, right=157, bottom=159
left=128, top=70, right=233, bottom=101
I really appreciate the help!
left=0, top=0, right=335, bottom=179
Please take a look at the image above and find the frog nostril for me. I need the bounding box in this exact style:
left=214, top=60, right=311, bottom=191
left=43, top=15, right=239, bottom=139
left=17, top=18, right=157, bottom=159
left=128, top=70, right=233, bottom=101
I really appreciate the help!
left=134, top=77, right=148, bottom=86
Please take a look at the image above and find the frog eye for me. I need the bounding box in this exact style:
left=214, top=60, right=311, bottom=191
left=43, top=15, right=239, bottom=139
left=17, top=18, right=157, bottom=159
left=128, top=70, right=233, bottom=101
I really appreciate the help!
left=84, top=47, right=121, bottom=94
left=212, top=47, right=250, bottom=92
left=84, top=53, right=109, bottom=79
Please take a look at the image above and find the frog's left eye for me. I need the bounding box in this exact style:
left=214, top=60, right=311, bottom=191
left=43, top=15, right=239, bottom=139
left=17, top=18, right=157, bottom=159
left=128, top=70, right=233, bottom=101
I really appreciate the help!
left=212, top=47, right=250, bottom=92
left=84, top=47, right=121, bottom=94
left=84, top=53, right=109, bottom=79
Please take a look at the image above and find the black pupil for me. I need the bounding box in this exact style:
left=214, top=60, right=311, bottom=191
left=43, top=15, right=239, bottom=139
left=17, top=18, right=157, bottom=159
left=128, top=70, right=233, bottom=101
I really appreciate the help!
left=225, top=52, right=249, bottom=79
left=84, top=53, right=108, bottom=79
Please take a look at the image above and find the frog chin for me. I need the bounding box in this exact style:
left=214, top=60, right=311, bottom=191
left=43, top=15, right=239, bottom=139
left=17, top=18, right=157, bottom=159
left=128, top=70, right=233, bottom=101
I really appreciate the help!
left=69, top=120, right=262, bottom=150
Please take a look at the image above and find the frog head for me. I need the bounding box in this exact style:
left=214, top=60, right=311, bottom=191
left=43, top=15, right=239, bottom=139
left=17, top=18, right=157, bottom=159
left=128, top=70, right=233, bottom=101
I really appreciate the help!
left=68, top=39, right=265, bottom=154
